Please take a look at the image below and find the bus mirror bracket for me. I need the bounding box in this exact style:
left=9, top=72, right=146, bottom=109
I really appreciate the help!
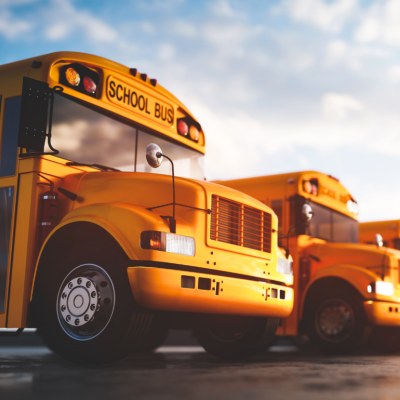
left=18, top=77, right=62, bottom=158
left=145, top=143, right=211, bottom=234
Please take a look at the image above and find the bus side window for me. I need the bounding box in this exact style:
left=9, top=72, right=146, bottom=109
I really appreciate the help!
left=0, top=187, right=14, bottom=312
left=0, top=97, right=21, bottom=177
left=393, top=238, right=400, bottom=250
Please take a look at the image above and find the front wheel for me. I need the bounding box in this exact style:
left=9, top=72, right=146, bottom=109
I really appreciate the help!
left=34, top=240, right=153, bottom=363
left=194, top=315, right=279, bottom=360
left=305, top=291, right=370, bottom=354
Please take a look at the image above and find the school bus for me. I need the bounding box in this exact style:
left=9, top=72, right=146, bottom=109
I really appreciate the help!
left=360, top=220, right=400, bottom=250
left=0, top=52, right=293, bottom=362
left=215, top=171, right=400, bottom=354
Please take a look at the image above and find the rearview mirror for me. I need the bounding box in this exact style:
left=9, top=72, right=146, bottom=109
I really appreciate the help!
left=302, top=204, right=313, bottom=222
left=146, top=143, right=163, bottom=168
left=375, top=233, right=383, bottom=248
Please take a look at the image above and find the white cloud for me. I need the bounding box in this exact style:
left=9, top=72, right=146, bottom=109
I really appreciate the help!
left=168, top=20, right=196, bottom=38
left=44, top=0, right=118, bottom=43
left=354, top=0, right=400, bottom=46
left=0, top=9, right=33, bottom=40
left=388, top=65, right=400, bottom=82
left=284, top=0, right=359, bottom=33
left=210, top=0, right=237, bottom=18
left=158, top=43, right=175, bottom=61
left=321, top=93, right=364, bottom=119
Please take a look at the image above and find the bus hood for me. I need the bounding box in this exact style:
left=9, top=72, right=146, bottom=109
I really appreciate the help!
left=305, top=240, right=400, bottom=278
left=72, top=171, right=274, bottom=215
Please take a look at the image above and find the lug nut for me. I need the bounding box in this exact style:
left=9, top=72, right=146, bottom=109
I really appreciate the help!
left=86, top=281, right=91, bottom=288
left=77, top=278, right=82, bottom=285
left=61, top=305, right=66, bottom=312
left=68, top=282, right=73, bottom=289
left=62, top=293, right=67, bottom=299
left=66, top=315, right=71, bottom=322
left=90, top=304, right=96, bottom=311
left=75, top=319, right=80, bottom=325
left=91, top=291, right=96, bottom=298
left=84, top=314, right=90, bottom=321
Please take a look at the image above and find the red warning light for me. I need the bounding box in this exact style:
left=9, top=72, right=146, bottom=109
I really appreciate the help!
left=83, top=76, right=97, bottom=94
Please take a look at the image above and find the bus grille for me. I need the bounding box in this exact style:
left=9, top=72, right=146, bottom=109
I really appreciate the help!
left=210, top=195, right=272, bottom=253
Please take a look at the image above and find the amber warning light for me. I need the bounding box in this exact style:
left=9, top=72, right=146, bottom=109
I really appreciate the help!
left=60, top=63, right=99, bottom=98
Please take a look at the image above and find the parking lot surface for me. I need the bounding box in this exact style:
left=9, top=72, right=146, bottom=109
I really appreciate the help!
left=2, top=338, right=400, bottom=400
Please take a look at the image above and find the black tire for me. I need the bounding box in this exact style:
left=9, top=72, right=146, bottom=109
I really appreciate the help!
left=304, top=290, right=370, bottom=354
left=33, top=237, right=153, bottom=363
left=368, top=326, right=400, bottom=354
left=134, top=312, right=169, bottom=353
left=194, top=314, right=279, bottom=360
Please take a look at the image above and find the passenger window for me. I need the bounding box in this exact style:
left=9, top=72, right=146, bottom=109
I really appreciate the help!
left=0, top=97, right=21, bottom=177
left=0, top=187, right=14, bottom=312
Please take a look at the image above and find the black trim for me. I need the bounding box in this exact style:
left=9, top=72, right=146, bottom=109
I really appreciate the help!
left=129, top=260, right=288, bottom=287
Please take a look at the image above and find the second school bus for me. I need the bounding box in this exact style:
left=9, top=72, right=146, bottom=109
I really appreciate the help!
left=216, top=171, right=400, bottom=353
left=360, top=220, right=400, bottom=250
left=0, top=52, right=294, bottom=362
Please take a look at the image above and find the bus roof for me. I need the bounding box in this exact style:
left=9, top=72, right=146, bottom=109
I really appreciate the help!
left=0, top=51, right=205, bottom=154
left=215, top=170, right=358, bottom=220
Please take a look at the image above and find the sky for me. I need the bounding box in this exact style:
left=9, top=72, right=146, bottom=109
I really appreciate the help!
left=1, top=0, right=400, bottom=222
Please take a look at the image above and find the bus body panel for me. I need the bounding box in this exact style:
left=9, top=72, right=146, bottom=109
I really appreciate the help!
left=360, top=220, right=400, bottom=250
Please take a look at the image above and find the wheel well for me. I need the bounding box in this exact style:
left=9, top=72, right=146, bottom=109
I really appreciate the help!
left=300, top=277, right=363, bottom=326
left=29, top=222, right=129, bottom=325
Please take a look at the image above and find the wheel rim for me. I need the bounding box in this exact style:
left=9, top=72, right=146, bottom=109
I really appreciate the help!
left=56, top=264, right=115, bottom=341
left=315, top=298, right=355, bottom=343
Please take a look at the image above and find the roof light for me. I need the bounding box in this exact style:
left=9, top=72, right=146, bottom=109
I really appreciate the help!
left=83, top=76, right=97, bottom=94
left=189, top=125, right=200, bottom=141
left=65, top=67, right=80, bottom=86
left=178, top=120, right=189, bottom=136
left=141, top=231, right=195, bottom=257
left=347, top=200, right=359, bottom=215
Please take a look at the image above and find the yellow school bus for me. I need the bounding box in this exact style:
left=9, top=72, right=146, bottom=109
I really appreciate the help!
left=360, top=220, right=400, bottom=250
left=216, top=171, right=400, bottom=354
left=0, top=52, right=293, bottom=362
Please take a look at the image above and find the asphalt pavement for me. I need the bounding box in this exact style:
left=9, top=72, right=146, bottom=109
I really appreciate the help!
left=1, top=334, right=400, bottom=400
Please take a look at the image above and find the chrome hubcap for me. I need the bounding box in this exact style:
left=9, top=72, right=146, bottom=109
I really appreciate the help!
left=56, top=264, right=115, bottom=341
left=315, top=299, right=354, bottom=343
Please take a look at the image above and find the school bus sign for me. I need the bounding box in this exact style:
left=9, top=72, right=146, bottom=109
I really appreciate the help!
left=106, top=76, right=174, bottom=127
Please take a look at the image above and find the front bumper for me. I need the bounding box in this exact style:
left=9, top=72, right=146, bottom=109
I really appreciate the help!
left=127, top=266, right=293, bottom=318
left=364, top=300, right=400, bottom=326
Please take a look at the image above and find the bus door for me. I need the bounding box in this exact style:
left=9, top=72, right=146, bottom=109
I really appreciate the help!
left=0, top=95, right=21, bottom=327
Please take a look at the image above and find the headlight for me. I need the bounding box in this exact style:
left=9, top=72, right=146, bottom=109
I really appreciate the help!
left=368, top=281, right=394, bottom=296
left=277, top=257, right=293, bottom=275
left=141, top=231, right=195, bottom=257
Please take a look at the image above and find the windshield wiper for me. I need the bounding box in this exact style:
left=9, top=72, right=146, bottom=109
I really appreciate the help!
left=66, top=162, right=120, bottom=172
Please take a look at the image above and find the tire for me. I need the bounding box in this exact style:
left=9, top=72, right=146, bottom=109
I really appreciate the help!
left=33, top=237, right=153, bottom=363
left=194, top=314, right=279, bottom=360
left=134, top=312, right=169, bottom=353
left=368, top=326, right=400, bottom=354
left=304, top=290, right=370, bottom=354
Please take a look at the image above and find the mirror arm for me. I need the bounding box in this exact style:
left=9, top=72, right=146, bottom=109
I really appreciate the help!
left=158, top=153, right=176, bottom=233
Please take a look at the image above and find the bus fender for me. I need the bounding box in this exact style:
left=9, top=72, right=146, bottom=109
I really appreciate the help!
left=299, top=264, right=378, bottom=320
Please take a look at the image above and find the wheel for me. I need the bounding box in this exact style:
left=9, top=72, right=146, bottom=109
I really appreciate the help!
left=134, top=313, right=169, bottom=353
left=368, top=326, right=400, bottom=353
left=305, top=291, right=370, bottom=354
left=194, top=314, right=279, bottom=360
left=33, top=238, right=153, bottom=363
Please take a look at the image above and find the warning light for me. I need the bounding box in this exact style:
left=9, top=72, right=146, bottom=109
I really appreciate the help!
left=178, top=120, right=189, bottom=136
left=189, top=125, right=199, bottom=141
left=65, top=68, right=80, bottom=86
left=83, top=76, right=97, bottom=94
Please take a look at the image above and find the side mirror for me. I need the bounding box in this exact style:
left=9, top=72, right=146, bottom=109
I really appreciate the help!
left=302, top=204, right=314, bottom=222
left=146, top=143, right=163, bottom=168
left=375, top=233, right=383, bottom=248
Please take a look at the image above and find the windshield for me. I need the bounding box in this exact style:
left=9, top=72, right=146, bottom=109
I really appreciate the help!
left=46, top=93, right=204, bottom=180
left=290, top=196, right=358, bottom=243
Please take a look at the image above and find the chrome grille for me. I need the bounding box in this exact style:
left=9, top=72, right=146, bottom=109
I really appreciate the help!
left=210, top=195, right=272, bottom=253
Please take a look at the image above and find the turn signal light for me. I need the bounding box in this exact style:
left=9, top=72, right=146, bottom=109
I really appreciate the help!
left=141, top=231, right=195, bottom=256
left=65, top=68, right=80, bottom=86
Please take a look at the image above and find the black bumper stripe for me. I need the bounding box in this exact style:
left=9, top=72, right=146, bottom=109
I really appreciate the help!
left=129, top=260, right=288, bottom=287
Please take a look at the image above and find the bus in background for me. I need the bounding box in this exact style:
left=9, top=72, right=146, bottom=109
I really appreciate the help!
left=215, top=171, right=400, bottom=354
left=360, top=220, right=400, bottom=250
left=0, top=52, right=293, bottom=362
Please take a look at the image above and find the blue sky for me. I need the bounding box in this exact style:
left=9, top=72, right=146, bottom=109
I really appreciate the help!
left=1, top=0, right=400, bottom=222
